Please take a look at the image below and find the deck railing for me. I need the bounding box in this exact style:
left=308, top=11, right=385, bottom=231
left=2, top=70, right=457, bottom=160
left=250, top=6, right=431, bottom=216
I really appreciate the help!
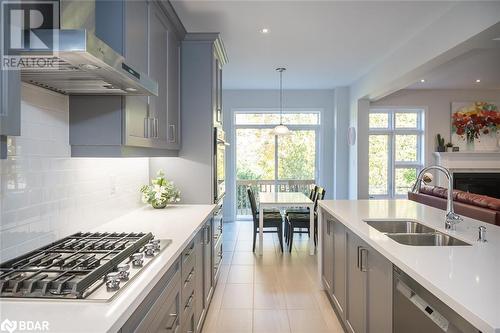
left=236, top=179, right=315, bottom=217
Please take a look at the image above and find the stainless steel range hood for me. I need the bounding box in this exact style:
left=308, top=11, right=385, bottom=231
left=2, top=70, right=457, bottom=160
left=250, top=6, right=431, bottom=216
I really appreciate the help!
left=15, top=1, right=158, bottom=96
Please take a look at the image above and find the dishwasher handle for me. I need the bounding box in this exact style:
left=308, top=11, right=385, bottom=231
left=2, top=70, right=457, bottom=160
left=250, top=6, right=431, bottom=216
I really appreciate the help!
left=395, top=279, right=450, bottom=332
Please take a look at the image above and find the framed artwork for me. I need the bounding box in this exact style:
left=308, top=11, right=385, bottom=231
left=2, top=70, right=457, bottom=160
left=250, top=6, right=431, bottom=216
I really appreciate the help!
left=451, top=101, right=500, bottom=151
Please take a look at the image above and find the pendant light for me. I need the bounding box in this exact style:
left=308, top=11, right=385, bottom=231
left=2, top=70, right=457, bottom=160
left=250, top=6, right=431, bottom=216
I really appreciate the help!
left=273, top=67, right=290, bottom=136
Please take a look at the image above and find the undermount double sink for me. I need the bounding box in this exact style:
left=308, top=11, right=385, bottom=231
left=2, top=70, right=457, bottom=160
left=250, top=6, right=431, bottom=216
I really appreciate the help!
left=364, top=220, right=471, bottom=246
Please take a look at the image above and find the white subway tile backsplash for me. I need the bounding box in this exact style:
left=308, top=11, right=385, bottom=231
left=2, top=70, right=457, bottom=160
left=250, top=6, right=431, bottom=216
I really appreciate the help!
left=0, top=84, right=149, bottom=262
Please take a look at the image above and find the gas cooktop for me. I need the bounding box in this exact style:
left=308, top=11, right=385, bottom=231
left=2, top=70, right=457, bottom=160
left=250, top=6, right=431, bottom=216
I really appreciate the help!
left=0, top=232, right=171, bottom=301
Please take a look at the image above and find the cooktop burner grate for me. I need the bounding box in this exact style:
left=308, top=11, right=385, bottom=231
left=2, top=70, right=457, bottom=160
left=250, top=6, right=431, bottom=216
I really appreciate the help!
left=0, top=232, right=155, bottom=299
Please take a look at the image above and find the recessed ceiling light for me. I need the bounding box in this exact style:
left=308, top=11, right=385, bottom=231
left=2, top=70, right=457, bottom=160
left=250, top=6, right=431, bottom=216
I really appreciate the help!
left=420, top=79, right=425, bottom=83
left=260, top=28, right=270, bottom=34
left=475, top=79, right=481, bottom=83
left=125, top=87, right=138, bottom=92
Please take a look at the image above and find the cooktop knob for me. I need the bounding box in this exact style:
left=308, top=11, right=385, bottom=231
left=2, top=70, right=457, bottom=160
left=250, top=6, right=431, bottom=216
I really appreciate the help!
left=117, top=264, right=130, bottom=280
left=105, top=272, right=121, bottom=291
left=131, top=253, right=144, bottom=267
left=144, top=244, right=155, bottom=257
left=150, top=239, right=161, bottom=251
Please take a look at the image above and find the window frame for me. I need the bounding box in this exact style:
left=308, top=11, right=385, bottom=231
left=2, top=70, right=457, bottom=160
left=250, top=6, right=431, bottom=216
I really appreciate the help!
left=368, top=107, right=426, bottom=198
left=234, top=109, right=321, bottom=183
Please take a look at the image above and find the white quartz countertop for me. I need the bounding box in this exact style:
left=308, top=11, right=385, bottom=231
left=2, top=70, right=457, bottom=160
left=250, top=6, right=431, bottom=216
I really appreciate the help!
left=318, top=199, right=500, bottom=333
left=0, top=204, right=215, bottom=333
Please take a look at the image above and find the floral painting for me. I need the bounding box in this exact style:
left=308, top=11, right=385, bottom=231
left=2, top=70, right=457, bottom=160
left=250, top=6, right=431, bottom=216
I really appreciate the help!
left=451, top=101, right=500, bottom=151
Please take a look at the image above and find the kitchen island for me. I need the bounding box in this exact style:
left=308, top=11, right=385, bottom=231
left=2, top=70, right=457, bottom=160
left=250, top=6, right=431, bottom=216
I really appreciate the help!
left=318, top=199, right=499, bottom=333
left=0, top=204, right=216, bottom=332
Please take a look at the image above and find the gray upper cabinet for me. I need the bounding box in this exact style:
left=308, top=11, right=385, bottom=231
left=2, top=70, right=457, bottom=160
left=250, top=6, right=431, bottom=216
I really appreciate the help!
left=149, top=1, right=181, bottom=150
left=123, top=0, right=151, bottom=148
left=0, top=69, right=21, bottom=159
left=0, top=8, right=21, bottom=159
left=69, top=0, right=185, bottom=157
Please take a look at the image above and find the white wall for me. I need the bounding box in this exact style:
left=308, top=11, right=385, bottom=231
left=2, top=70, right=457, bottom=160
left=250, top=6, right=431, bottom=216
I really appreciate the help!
left=351, top=89, right=500, bottom=197
left=346, top=2, right=500, bottom=199
left=222, top=89, right=348, bottom=221
left=0, top=84, right=148, bottom=261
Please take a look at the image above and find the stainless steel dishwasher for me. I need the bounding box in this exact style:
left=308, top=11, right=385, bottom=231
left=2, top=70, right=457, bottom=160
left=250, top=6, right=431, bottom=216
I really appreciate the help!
left=393, top=267, right=480, bottom=333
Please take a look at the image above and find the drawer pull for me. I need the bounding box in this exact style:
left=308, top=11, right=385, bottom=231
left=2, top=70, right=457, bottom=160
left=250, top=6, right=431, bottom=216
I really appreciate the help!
left=184, top=293, right=194, bottom=309
left=165, top=313, right=178, bottom=330
left=185, top=269, right=194, bottom=283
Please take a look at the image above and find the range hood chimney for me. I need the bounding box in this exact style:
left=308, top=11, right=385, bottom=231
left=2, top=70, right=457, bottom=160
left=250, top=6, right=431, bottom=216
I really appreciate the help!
left=12, top=0, right=158, bottom=96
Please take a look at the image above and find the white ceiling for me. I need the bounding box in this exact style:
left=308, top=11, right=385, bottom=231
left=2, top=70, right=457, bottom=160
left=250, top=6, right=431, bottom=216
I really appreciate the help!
left=406, top=48, right=500, bottom=90
left=171, top=0, right=456, bottom=89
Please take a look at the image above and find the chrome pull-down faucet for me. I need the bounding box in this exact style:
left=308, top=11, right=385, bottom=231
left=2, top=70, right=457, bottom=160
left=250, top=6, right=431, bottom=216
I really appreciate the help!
left=412, top=165, right=463, bottom=230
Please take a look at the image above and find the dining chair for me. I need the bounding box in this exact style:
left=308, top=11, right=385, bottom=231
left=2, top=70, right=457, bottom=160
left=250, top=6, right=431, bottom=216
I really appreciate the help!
left=284, top=186, right=318, bottom=244
left=286, top=186, right=326, bottom=252
left=247, top=187, right=284, bottom=252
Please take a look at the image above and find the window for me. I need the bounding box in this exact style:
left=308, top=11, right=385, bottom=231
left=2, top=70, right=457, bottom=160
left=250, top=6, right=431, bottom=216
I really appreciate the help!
left=368, top=108, right=425, bottom=198
left=234, top=111, right=320, bottom=217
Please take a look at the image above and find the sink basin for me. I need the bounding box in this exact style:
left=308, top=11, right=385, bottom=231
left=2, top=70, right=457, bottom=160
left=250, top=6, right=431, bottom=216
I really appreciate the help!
left=364, top=219, right=471, bottom=246
left=387, top=233, right=471, bottom=246
left=365, top=220, right=436, bottom=234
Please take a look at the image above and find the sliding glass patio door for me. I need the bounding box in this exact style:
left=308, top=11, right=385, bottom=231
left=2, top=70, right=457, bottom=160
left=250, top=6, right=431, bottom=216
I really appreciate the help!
left=234, top=112, right=320, bottom=218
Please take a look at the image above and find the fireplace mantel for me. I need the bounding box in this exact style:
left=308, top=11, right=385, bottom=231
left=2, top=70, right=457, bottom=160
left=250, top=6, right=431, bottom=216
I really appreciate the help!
left=434, top=151, right=500, bottom=171
left=433, top=151, right=500, bottom=187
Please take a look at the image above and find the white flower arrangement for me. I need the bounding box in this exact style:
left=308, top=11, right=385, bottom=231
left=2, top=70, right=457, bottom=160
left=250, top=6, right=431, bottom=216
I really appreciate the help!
left=140, top=170, right=181, bottom=208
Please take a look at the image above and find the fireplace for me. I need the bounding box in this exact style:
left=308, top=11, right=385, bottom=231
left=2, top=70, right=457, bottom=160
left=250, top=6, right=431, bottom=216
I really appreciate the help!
left=453, top=173, right=500, bottom=199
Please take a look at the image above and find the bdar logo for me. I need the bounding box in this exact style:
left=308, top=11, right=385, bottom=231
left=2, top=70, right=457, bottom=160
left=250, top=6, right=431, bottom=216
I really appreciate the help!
left=0, top=319, right=17, bottom=333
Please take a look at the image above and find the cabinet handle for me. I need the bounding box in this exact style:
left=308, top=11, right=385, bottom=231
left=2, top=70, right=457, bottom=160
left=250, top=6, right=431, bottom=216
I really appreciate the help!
left=359, top=247, right=368, bottom=272
left=184, top=293, right=194, bottom=309
left=168, top=124, right=176, bottom=142
left=185, top=268, right=194, bottom=283
left=144, top=118, right=149, bottom=138
left=165, top=313, right=178, bottom=330
left=205, top=226, right=210, bottom=245
left=326, top=220, right=331, bottom=235
left=154, top=118, right=158, bottom=138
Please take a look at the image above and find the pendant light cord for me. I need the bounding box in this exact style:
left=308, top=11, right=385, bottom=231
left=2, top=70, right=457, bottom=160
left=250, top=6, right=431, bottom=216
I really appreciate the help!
left=276, top=67, right=286, bottom=125
left=280, top=69, right=283, bottom=125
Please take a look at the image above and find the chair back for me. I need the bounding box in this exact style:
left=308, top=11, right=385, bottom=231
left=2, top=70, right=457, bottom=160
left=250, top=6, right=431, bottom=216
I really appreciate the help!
left=309, top=185, right=318, bottom=200
left=247, top=187, right=258, bottom=223
left=313, top=186, right=326, bottom=212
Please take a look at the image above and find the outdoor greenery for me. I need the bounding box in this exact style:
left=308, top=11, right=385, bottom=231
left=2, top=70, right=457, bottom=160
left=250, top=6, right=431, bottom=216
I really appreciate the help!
left=235, top=112, right=318, bottom=215
left=368, top=110, right=422, bottom=197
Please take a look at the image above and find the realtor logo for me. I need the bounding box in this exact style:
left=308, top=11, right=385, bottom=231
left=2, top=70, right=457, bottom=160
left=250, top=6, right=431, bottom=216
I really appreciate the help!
left=1, top=0, right=59, bottom=69
left=0, top=319, right=16, bottom=333
left=0, top=318, right=50, bottom=332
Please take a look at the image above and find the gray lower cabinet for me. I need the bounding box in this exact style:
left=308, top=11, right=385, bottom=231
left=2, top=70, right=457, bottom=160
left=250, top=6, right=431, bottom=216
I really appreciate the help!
left=203, top=220, right=214, bottom=306
left=122, top=259, right=181, bottom=333
left=321, top=210, right=392, bottom=333
left=331, top=219, right=347, bottom=319
left=121, top=217, right=219, bottom=333
left=345, top=230, right=393, bottom=333
left=321, top=217, right=334, bottom=294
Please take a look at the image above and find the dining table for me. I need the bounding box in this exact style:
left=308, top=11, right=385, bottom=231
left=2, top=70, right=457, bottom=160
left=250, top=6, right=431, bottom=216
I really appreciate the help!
left=257, top=191, right=315, bottom=256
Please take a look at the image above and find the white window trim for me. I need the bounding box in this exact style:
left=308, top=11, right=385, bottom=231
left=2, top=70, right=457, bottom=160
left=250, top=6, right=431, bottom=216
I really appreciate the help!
left=368, top=107, right=426, bottom=199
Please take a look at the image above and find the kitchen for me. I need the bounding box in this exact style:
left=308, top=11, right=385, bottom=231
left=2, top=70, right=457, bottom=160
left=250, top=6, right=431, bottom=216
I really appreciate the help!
left=1, top=1, right=500, bottom=333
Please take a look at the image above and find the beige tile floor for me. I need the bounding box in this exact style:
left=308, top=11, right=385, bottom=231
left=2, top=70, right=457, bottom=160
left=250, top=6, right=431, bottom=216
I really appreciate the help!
left=202, top=221, right=345, bottom=333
